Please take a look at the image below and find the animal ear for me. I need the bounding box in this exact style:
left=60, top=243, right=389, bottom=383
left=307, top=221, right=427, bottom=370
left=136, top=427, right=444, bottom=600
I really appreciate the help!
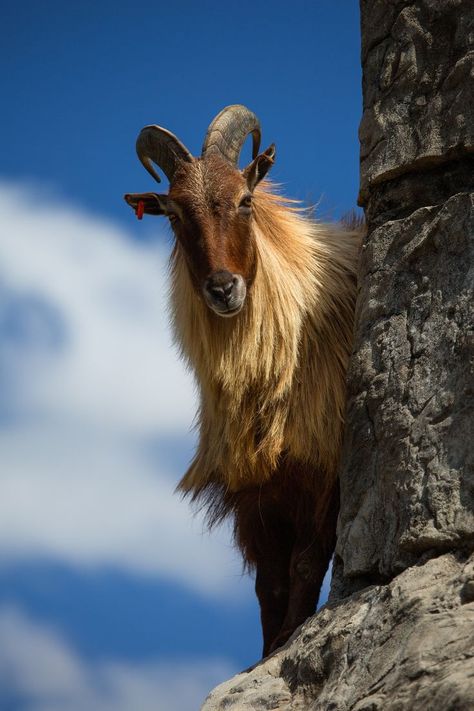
left=243, top=144, right=276, bottom=191
left=124, top=192, right=168, bottom=216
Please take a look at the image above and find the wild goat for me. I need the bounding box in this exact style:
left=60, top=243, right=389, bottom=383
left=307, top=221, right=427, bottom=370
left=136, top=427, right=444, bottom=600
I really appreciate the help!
left=125, top=105, right=360, bottom=657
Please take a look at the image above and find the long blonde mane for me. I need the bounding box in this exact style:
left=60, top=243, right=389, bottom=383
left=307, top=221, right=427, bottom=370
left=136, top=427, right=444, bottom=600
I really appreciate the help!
left=170, top=184, right=360, bottom=497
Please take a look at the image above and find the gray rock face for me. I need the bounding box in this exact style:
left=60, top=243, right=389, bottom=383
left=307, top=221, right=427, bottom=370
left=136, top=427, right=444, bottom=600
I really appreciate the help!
left=336, top=192, right=474, bottom=586
left=201, top=1, right=474, bottom=707
left=358, top=0, right=474, bottom=205
left=202, top=553, right=474, bottom=710
left=336, top=0, right=474, bottom=594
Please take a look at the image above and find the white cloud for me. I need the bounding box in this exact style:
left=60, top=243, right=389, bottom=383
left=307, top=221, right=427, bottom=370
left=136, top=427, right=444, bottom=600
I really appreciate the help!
left=0, top=181, right=195, bottom=434
left=0, top=605, right=235, bottom=711
left=0, top=421, right=247, bottom=595
left=0, top=180, right=248, bottom=597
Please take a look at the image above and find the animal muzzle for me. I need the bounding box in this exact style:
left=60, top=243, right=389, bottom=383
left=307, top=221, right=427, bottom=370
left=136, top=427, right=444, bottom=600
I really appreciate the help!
left=203, top=270, right=247, bottom=317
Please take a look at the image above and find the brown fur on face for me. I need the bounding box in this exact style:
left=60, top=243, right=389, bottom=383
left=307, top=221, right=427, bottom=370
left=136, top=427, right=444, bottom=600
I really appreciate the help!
left=168, top=155, right=258, bottom=291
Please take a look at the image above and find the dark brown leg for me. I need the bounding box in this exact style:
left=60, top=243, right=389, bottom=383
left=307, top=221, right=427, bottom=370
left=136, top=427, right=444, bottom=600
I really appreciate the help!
left=231, top=470, right=339, bottom=658
left=255, top=546, right=292, bottom=657
left=233, top=491, right=295, bottom=657
left=267, top=485, right=339, bottom=654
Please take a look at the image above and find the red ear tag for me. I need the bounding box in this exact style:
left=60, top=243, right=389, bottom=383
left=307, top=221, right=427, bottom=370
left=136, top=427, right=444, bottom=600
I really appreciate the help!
left=136, top=200, right=145, bottom=220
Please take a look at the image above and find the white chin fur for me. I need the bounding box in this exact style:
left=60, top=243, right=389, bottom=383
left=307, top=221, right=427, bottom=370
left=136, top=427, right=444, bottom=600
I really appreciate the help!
left=210, top=303, right=244, bottom=318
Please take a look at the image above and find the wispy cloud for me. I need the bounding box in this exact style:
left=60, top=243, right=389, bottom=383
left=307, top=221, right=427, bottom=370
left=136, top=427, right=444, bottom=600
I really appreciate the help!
left=0, top=181, right=194, bottom=433
left=0, top=180, right=243, bottom=596
left=0, top=605, right=235, bottom=711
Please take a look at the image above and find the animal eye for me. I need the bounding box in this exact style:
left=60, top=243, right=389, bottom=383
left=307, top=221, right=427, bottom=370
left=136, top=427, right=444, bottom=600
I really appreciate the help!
left=167, top=211, right=179, bottom=224
left=238, top=194, right=253, bottom=214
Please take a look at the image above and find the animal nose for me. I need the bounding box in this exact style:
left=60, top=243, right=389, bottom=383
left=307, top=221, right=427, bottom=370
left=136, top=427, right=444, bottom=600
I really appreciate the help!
left=205, top=271, right=236, bottom=303
left=209, top=280, right=235, bottom=300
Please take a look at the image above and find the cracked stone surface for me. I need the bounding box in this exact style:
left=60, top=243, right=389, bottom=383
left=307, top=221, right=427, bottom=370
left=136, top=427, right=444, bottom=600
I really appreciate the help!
left=334, top=0, right=474, bottom=590
left=358, top=0, right=474, bottom=204
left=201, top=1, right=474, bottom=707
left=336, top=192, right=474, bottom=584
left=202, top=554, right=474, bottom=710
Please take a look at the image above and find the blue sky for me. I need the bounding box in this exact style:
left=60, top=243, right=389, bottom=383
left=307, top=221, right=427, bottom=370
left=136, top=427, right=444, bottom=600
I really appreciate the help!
left=0, top=2, right=361, bottom=708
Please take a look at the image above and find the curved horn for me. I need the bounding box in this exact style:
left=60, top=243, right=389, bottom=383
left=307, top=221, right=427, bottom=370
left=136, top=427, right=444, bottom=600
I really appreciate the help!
left=201, top=105, right=261, bottom=165
left=136, top=125, right=193, bottom=184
